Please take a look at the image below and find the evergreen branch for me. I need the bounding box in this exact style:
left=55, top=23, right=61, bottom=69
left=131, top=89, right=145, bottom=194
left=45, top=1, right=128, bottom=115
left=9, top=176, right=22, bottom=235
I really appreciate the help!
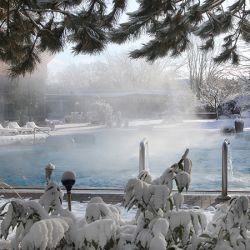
left=0, top=19, right=6, bottom=29
left=6, top=0, right=9, bottom=37
left=111, top=16, right=152, bottom=44
left=22, top=8, right=71, bottom=17
left=201, top=0, right=226, bottom=12
left=21, top=9, right=44, bottom=31
left=9, top=34, right=40, bottom=77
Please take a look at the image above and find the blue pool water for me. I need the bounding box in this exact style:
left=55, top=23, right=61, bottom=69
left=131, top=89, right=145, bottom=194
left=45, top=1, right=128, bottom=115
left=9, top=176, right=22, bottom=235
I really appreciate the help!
left=0, top=127, right=250, bottom=190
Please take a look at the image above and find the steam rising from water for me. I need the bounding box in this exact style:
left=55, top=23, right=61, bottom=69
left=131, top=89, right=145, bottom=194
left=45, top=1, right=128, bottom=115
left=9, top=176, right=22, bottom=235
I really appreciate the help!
left=3, top=53, right=250, bottom=190
left=2, top=123, right=250, bottom=191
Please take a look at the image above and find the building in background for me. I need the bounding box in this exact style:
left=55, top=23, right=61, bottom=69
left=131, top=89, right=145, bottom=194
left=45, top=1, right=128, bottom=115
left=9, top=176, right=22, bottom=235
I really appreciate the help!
left=0, top=54, right=53, bottom=124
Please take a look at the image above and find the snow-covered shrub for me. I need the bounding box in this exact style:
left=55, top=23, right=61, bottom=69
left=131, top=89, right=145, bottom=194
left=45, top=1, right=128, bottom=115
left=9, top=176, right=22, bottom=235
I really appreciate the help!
left=0, top=200, right=50, bottom=249
left=80, top=219, right=116, bottom=250
left=39, top=182, right=63, bottom=213
left=0, top=184, right=122, bottom=249
left=198, top=196, right=250, bottom=250
left=122, top=149, right=200, bottom=249
left=116, top=224, right=136, bottom=249
left=85, top=197, right=123, bottom=225
left=137, top=170, right=152, bottom=184
left=20, top=218, right=69, bottom=250
left=124, top=178, right=171, bottom=213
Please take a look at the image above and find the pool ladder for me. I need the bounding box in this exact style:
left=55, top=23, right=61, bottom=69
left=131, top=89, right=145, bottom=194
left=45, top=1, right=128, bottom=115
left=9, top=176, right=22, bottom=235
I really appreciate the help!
left=139, top=138, right=148, bottom=173
left=33, top=127, right=50, bottom=142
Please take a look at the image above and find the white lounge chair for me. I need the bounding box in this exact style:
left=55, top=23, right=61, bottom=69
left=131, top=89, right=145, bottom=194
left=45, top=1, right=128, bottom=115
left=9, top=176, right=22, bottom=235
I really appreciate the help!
left=0, top=124, right=18, bottom=135
left=25, top=122, right=51, bottom=133
left=7, top=122, right=34, bottom=134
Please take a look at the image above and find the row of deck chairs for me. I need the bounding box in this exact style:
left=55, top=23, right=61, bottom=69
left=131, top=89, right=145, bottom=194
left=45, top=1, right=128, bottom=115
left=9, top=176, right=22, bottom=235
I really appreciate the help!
left=0, top=122, right=51, bottom=135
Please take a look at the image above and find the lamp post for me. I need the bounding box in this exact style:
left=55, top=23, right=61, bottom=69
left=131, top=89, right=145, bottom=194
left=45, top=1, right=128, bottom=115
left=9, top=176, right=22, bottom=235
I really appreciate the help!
left=61, top=171, right=76, bottom=211
left=45, top=163, right=55, bottom=184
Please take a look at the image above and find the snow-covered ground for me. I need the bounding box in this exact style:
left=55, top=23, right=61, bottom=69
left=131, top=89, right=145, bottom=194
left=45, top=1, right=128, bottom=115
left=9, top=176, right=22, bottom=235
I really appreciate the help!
left=0, top=117, right=249, bottom=145
left=52, top=117, right=250, bottom=133
left=0, top=197, right=215, bottom=224
left=0, top=197, right=137, bottom=223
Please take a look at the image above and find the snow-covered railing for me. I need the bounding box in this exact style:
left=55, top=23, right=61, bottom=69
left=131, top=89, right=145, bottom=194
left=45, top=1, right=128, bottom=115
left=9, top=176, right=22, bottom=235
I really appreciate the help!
left=139, top=138, right=148, bottom=173
left=218, top=139, right=231, bottom=200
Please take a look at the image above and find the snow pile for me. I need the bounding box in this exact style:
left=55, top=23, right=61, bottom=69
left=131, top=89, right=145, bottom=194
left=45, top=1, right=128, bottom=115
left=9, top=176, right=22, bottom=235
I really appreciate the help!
left=0, top=149, right=250, bottom=249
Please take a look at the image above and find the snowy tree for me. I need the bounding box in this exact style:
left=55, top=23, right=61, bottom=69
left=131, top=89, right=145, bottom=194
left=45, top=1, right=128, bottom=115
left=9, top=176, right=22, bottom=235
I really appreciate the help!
left=49, top=54, right=184, bottom=92
left=200, top=77, right=242, bottom=118
left=186, top=41, right=226, bottom=100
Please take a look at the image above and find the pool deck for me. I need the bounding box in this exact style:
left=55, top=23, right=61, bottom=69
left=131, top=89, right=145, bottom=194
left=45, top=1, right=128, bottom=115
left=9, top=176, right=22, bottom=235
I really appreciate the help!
left=1, top=188, right=250, bottom=208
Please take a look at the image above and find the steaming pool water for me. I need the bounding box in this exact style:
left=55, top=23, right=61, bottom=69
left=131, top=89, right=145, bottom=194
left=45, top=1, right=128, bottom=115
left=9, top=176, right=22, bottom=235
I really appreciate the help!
left=1, top=127, right=250, bottom=190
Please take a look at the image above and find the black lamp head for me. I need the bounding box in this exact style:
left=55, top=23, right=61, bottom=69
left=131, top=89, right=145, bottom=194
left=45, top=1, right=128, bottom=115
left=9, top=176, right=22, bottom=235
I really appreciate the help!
left=61, top=171, right=76, bottom=192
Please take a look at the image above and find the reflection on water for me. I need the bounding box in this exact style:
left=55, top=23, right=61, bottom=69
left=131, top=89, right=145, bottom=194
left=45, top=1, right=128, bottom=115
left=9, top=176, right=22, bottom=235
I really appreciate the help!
left=0, top=128, right=250, bottom=190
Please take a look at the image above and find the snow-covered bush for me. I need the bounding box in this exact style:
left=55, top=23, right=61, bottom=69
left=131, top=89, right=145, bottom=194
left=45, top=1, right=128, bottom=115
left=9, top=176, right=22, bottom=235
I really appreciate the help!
left=0, top=182, right=123, bottom=250
left=87, top=99, right=114, bottom=127
left=1, top=149, right=250, bottom=249
left=85, top=197, right=123, bottom=226
left=21, top=218, right=69, bottom=250
left=200, top=196, right=250, bottom=250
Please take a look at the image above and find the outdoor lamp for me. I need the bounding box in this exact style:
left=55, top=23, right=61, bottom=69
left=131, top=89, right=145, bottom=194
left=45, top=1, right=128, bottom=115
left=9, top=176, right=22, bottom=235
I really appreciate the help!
left=45, top=163, right=55, bottom=184
left=61, top=171, right=76, bottom=211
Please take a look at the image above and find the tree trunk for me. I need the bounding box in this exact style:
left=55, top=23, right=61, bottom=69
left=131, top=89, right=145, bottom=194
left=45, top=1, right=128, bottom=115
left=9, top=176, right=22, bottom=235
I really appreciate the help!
left=215, top=97, right=218, bottom=120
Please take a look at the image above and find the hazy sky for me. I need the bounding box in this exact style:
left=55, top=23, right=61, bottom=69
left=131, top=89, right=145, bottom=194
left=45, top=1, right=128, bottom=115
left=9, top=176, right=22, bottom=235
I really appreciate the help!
left=48, top=1, right=140, bottom=76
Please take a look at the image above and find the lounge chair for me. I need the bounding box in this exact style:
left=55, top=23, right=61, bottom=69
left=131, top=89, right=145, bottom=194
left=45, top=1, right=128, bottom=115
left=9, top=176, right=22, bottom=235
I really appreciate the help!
left=0, top=124, right=18, bottom=135
left=25, top=122, right=51, bottom=133
left=7, top=122, right=34, bottom=134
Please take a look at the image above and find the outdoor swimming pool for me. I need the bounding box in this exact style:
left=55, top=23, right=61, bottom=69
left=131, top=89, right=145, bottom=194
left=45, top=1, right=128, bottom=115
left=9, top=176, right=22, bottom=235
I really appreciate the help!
left=0, top=127, right=250, bottom=190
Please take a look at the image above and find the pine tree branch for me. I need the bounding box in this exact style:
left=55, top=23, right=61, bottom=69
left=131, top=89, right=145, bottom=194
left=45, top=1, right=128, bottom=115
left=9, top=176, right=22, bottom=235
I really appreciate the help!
left=6, top=0, right=9, bottom=37
left=21, top=9, right=44, bottom=31
left=201, top=0, right=226, bottom=12
left=0, top=19, right=6, bottom=29
left=23, top=8, right=71, bottom=17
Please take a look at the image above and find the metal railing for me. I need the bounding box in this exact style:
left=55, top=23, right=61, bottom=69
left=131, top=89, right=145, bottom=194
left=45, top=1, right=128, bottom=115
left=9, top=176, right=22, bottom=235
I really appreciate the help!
left=217, top=139, right=231, bottom=200
left=33, top=127, right=50, bottom=142
left=139, top=138, right=148, bottom=173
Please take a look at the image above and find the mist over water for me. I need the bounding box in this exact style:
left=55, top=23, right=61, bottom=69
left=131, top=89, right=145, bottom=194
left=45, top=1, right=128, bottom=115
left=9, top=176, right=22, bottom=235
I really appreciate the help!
left=2, top=54, right=250, bottom=190
left=1, top=123, right=250, bottom=191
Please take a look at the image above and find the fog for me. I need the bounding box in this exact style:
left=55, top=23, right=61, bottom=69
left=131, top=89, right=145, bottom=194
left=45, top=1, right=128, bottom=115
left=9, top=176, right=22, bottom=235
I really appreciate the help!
left=1, top=52, right=242, bottom=190
left=46, top=54, right=197, bottom=122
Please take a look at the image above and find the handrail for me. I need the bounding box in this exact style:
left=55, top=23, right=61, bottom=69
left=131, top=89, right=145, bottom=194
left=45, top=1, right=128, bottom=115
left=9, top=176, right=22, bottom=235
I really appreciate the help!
left=217, top=139, right=231, bottom=200
left=139, top=138, right=148, bottom=173
left=33, top=127, right=50, bottom=142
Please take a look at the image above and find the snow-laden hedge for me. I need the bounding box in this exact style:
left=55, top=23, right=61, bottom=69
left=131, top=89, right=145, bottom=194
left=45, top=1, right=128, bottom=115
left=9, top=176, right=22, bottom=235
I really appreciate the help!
left=0, top=150, right=250, bottom=249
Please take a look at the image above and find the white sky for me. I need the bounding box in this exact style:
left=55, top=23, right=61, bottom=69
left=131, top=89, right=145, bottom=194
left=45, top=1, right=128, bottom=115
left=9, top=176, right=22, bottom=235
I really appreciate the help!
left=47, top=1, right=140, bottom=76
